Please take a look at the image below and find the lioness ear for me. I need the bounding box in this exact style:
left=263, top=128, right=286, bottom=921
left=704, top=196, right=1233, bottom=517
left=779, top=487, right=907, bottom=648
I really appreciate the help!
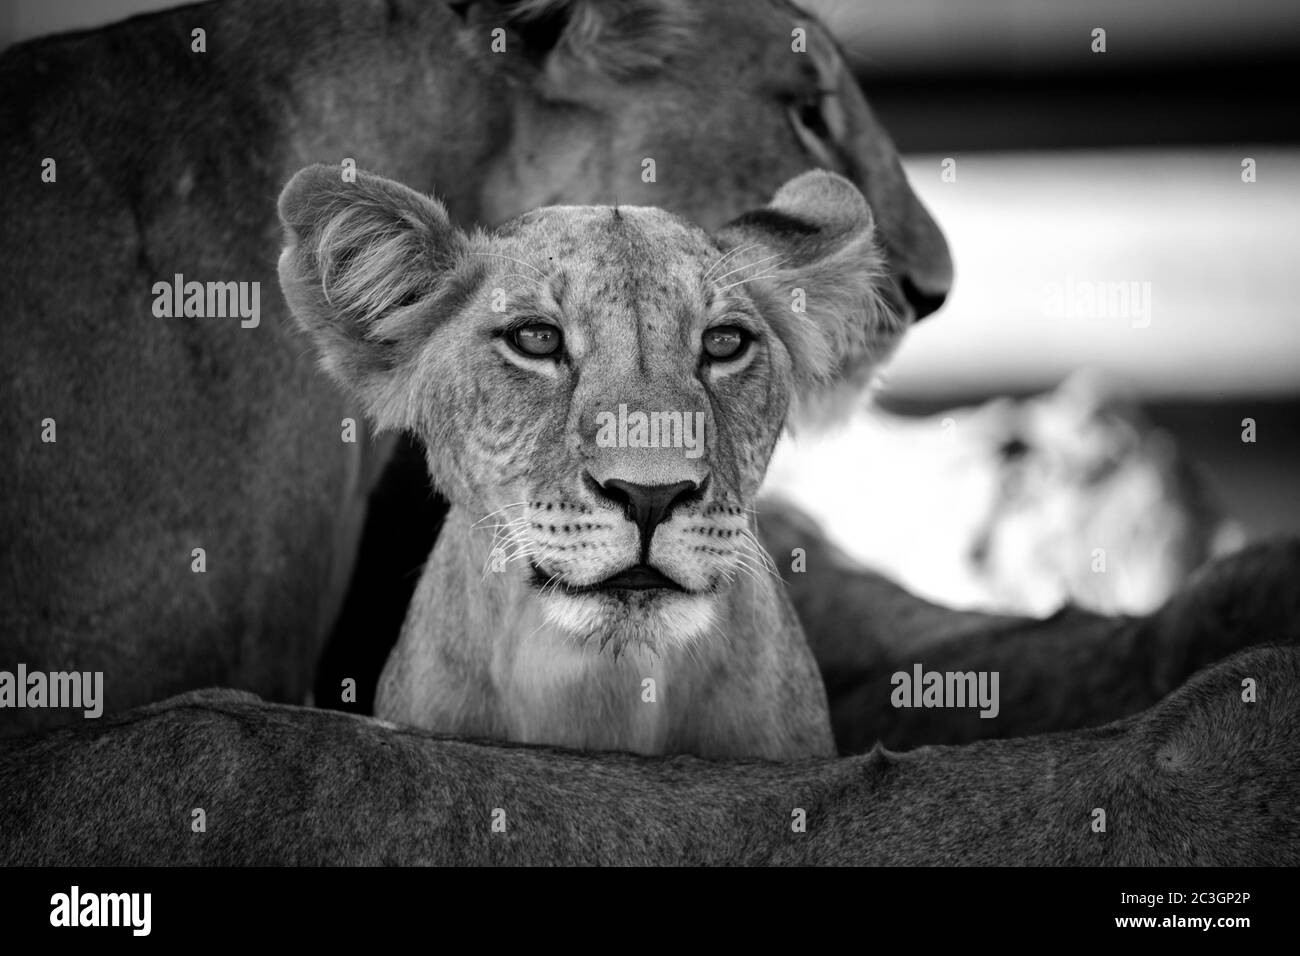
left=450, top=0, right=696, bottom=93
left=713, top=170, right=902, bottom=429
left=277, top=165, right=466, bottom=430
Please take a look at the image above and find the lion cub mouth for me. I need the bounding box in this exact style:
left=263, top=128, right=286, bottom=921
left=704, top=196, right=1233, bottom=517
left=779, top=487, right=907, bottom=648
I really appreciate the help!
left=528, top=562, right=717, bottom=647
left=531, top=563, right=687, bottom=594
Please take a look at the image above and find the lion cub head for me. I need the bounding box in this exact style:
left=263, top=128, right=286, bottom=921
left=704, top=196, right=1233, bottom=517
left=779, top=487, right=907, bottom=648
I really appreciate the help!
left=278, top=166, right=899, bottom=653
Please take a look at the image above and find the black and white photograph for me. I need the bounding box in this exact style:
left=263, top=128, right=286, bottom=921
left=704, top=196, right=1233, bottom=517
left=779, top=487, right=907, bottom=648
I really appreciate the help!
left=1, top=0, right=1297, bottom=929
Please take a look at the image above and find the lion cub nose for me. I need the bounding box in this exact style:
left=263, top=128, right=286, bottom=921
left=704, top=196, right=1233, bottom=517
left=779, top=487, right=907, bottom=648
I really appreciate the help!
left=585, top=475, right=705, bottom=559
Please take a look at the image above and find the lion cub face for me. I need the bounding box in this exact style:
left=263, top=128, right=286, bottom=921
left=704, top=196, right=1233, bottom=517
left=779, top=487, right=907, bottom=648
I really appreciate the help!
left=279, top=167, right=900, bottom=650
left=460, top=206, right=801, bottom=645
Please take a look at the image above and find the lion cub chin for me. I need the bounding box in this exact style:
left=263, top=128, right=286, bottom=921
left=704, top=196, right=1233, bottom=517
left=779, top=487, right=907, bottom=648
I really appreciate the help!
left=278, top=164, right=904, bottom=760
left=534, top=579, right=719, bottom=653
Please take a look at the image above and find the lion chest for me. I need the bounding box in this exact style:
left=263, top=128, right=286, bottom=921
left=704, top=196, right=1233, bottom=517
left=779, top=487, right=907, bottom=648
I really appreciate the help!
left=492, top=625, right=672, bottom=755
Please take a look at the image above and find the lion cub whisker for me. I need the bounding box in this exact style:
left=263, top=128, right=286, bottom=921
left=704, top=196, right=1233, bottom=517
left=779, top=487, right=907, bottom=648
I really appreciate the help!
left=702, top=241, right=761, bottom=281
left=471, top=502, right=530, bottom=529
left=708, top=250, right=789, bottom=286
left=713, top=272, right=784, bottom=296
left=466, top=251, right=547, bottom=281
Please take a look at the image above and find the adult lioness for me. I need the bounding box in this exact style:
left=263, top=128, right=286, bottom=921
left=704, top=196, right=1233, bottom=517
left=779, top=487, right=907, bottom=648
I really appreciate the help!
left=5, top=643, right=1299, bottom=865
left=0, top=0, right=950, bottom=735
left=278, top=165, right=897, bottom=758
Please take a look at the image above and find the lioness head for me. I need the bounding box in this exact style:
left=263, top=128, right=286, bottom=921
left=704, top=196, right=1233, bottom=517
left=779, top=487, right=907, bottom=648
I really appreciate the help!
left=279, top=165, right=896, bottom=650
left=457, top=0, right=951, bottom=324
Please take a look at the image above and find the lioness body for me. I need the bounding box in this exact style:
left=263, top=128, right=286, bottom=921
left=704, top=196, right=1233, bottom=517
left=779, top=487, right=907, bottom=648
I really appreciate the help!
left=4, top=643, right=1298, bottom=865
left=0, top=0, right=950, bottom=735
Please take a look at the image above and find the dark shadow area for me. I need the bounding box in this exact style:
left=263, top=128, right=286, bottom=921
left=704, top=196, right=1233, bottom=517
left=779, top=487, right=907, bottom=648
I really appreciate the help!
left=313, top=435, right=447, bottom=715
left=861, top=53, right=1299, bottom=152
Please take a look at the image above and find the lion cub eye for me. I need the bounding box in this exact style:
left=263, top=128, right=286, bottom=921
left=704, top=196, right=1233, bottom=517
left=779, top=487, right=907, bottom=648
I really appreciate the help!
left=702, top=325, right=749, bottom=362
left=508, top=322, right=563, bottom=358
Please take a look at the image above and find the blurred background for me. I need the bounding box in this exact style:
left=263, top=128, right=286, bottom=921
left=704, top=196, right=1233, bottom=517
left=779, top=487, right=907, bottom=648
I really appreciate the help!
left=814, top=0, right=1300, bottom=538
left=7, top=0, right=1297, bottom=613
left=795, top=0, right=1300, bottom=611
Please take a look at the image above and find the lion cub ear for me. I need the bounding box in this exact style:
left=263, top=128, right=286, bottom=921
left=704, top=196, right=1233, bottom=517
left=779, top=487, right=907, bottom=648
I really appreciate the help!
left=277, top=165, right=467, bottom=430
left=713, top=171, right=903, bottom=429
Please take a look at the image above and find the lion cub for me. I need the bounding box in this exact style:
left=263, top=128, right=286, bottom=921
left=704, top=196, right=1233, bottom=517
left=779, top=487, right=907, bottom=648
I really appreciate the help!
left=278, top=166, right=903, bottom=759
